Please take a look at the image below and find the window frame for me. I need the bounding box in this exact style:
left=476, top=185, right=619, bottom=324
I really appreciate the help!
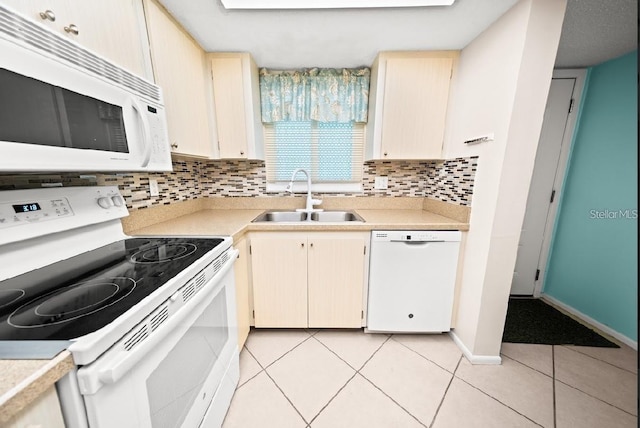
left=263, top=121, right=365, bottom=194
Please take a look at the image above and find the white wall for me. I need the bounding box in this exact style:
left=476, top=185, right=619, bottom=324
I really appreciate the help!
left=443, top=0, right=567, bottom=361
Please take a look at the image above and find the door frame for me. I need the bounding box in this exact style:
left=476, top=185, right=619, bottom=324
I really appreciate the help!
left=532, top=68, right=587, bottom=297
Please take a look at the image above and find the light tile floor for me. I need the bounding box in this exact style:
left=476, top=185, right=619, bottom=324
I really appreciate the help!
left=222, top=329, right=638, bottom=428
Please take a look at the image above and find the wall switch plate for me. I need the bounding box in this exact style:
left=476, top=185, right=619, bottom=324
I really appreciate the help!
left=149, top=179, right=159, bottom=197
left=374, top=177, right=389, bottom=190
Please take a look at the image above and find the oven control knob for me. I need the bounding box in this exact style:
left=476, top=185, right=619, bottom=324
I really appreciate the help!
left=111, top=195, right=124, bottom=207
left=97, top=197, right=112, bottom=209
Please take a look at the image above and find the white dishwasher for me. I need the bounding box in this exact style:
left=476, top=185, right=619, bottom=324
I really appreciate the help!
left=367, top=230, right=462, bottom=333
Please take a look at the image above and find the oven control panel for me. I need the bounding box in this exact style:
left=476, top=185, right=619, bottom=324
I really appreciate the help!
left=0, top=197, right=74, bottom=228
left=0, top=186, right=129, bottom=246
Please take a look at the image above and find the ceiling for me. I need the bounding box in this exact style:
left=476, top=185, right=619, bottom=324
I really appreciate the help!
left=157, top=0, right=637, bottom=69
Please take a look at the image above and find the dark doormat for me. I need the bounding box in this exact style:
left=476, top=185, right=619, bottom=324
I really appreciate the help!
left=502, top=298, right=619, bottom=348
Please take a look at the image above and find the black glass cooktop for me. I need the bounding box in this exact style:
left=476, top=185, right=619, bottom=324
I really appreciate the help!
left=0, top=237, right=224, bottom=341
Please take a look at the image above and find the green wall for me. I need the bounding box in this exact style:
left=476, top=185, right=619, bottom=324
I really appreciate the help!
left=543, top=51, right=638, bottom=342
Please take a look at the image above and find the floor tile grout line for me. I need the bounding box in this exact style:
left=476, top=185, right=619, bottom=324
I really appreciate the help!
left=355, top=334, right=393, bottom=373
left=452, top=376, right=546, bottom=427
left=346, top=334, right=428, bottom=427
left=262, top=364, right=310, bottom=425
left=499, top=352, right=554, bottom=380
left=391, top=334, right=461, bottom=374
left=236, top=346, right=265, bottom=390
left=307, top=371, right=360, bottom=426
left=249, top=331, right=316, bottom=371
left=552, top=346, right=557, bottom=428
left=553, top=377, right=639, bottom=418
left=312, top=331, right=391, bottom=372
left=310, top=334, right=362, bottom=372
left=427, top=354, right=463, bottom=428
left=559, top=345, right=639, bottom=375
left=260, top=331, right=357, bottom=425
left=358, top=372, right=429, bottom=428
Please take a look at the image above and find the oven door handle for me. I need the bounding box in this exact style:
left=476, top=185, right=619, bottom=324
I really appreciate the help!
left=95, top=250, right=238, bottom=389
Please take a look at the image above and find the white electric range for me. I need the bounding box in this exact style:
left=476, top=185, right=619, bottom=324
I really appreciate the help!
left=0, top=186, right=239, bottom=428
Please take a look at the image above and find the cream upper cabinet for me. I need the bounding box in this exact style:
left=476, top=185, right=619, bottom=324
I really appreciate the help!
left=249, top=232, right=368, bottom=328
left=366, top=51, right=458, bottom=160
left=2, top=0, right=152, bottom=78
left=144, top=0, right=213, bottom=158
left=233, top=237, right=252, bottom=348
left=209, top=53, right=264, bottom=160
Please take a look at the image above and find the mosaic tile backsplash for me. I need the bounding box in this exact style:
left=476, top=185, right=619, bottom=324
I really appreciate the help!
left=0, top=157, right=477, bottom=210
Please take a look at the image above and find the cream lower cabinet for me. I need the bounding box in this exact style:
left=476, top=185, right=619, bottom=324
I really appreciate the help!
left=6, top=385, right=65, bottom=428
left=233, top=237, right=251, bottom=348
left=250, top=232, right=368, bottom=328
left=366, top=51, right=458, bottom=160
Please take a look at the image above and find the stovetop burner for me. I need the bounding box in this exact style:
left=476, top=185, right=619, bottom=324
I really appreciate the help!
left=9, top=277, right=137, bottom=328
left=0, top=237, right=225, bottom=341
left=0, top=289, right=25, bottom=309
left=130, top=243, right=198, bottom=263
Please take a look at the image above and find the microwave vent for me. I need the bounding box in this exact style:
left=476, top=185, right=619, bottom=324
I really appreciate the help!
left=0, top=5, right=161, bottom=102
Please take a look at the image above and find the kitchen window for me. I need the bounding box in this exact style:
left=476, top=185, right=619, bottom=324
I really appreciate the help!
left=259, top=67, right=370, bottom=193
left=264, top=121, right=365, bottom=192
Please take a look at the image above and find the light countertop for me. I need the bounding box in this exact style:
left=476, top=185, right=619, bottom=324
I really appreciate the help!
left=127, top=208, right=468, bottom=241
left=0, top=351, right=74, bottom=425
left=0, top=197, right=470, bottom=422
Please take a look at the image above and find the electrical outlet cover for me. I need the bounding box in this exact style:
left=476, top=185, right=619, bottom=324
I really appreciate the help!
left=149, top=179, right=159, bottom=197
left=374, top=177, right=389, bottom=190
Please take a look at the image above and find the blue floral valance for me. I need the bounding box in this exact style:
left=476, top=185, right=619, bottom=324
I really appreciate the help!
left=259, top=67, right=370, bottom=123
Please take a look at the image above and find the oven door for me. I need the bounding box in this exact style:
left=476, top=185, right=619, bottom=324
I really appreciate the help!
left=71, top=251, right=239, bottom=428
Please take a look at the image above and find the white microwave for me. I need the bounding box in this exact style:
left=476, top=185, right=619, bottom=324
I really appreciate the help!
left=0, top=5, right=172, bottom=172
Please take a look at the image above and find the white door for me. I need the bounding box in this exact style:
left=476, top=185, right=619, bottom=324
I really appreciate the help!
left=511, top=75, right=583, bottom=295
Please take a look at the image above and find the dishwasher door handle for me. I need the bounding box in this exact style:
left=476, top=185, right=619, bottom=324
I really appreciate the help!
left=390, top=240, right=445, bottom=244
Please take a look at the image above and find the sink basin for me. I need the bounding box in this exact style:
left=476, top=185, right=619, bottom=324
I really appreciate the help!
left=251, top=210, right=364, bottom=223
left=252, top=211, right=307, bottom=222
left=310, top=211, right=364, bottom=222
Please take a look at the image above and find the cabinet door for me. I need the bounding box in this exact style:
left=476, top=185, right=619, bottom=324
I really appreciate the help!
left=307, top=233, right=367, bottom=328
left=380, top=55, right=453, bottom=159
left=3, top=0, right=151, bottom=78
left=144, top=0, right=213, bottom=158
left=234, top=237, right=251, bottom=348
left=210, top=55, right=249, bottom=159
left=6, top=386, right=65, bottom=428
left=250, top=233, right=308, bottom=328
left=66, top=0, right=151, bottom=78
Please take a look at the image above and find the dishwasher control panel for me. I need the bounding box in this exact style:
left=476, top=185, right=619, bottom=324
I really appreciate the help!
left=371, top=230, right=461, bottom=243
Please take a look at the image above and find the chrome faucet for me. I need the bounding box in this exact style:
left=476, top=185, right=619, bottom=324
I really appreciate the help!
left=286, top=168, right=323, bottom=214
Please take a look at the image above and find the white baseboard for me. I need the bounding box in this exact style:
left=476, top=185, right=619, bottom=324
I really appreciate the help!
left=541, top=294, right=638, bottom=350
left=449, top=331, right=502, bottom=365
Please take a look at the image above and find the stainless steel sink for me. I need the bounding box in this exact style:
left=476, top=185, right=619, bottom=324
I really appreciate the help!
left=251, top=211, right=307, bottom=222
left=251, top=210, right=364, bottom=223
left=310, top=211, right=364, bottom=222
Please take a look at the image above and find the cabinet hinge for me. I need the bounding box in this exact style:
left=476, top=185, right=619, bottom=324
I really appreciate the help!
left=568, top=98, right=575, bottom=113
left=252, top=310, right=255, bottom=319
left=364, top=245, right=367, bottom=255
left=550, top=189, right=556, bottom=203
left=535, top=269, right=540, bottom=281
left=361, top=310, right=364, bottom=319
left=249, top=245, right=252, bottom=255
